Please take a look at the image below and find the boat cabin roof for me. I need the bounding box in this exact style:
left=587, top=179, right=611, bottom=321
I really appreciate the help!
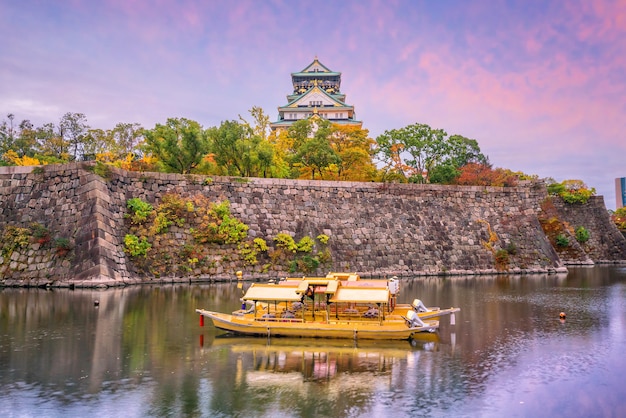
left=243, top=276, right=391, bottom=304
left=242, top=284, right=302, bottom=302
left=329, top=287, right=390, bottom=304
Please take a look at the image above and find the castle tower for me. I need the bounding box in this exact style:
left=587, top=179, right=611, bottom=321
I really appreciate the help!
left=270, top=57, right=362, bottom=131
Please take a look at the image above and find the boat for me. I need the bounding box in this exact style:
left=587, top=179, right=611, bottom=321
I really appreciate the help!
left=196, top=272, right=460, bottom=341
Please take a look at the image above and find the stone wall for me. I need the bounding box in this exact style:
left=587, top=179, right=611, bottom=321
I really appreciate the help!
left=1, top=163, right=624, bottom=287
left=551, top=196, right=626, bottom=262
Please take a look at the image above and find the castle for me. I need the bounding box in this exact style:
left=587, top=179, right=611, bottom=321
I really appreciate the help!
left=270, top=57, right=361, bottom=131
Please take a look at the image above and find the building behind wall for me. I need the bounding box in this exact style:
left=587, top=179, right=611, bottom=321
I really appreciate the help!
left=616, top=177, right=626, bottom=209
left=270, top=57, right=362, bottom=132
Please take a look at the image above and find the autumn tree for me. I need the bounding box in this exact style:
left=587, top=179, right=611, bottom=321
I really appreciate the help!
left=454, top=163, right=518, bottom=186
left=376, top=123, right=487, bottom=183
left=327, top=125, right=377, bottom=181
left=143, top=118, right=209, bottom=174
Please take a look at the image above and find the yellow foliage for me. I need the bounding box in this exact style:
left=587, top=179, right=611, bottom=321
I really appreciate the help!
left=2, top=150, right=44, bottom=166
left=477, top=219, right=498, bottom=254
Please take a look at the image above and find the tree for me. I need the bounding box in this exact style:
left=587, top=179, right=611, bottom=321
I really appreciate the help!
left=207, top=120, right=254, bottom=176
left=0, top=115, right=38, bottom=158
left=454, top=163, right=520, bottom=186
left=143, top=118, right=209, bottom=174
left=376, top=123, right=487, bottom=183
left=294, top=134, right=341, bottom=179
left=14, top=119, right=38, bottom=157
left=429, top=134, right=488, bottom=184
left=110, top=122, right=144, bottom=157
left=327, top=125, right=377, bottom=181
left=83, top=128, right=113, bottom=160
left=239, top=106, right=270, bottom=142
left=0, top=114, right=16, bottom=155
left=35, top=122, right=69, bottom=161
left=59, top=112, right=89, bottom=161
left=284, top=118, right=341, bottom=179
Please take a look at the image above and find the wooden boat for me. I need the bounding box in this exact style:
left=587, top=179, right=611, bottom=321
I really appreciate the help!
left=196, top=272, right=460, bottom=341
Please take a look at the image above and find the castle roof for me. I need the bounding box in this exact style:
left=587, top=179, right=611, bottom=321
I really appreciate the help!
left=291, top=57, right=341, bottom=77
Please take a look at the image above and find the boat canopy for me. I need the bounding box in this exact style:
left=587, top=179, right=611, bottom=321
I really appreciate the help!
left=329, top=287, right=390, bottom=304
left=243, top=284, right=302, bottom=302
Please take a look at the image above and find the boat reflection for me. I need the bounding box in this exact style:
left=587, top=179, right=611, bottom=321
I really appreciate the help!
left=203, top=334, right=440, bottom=386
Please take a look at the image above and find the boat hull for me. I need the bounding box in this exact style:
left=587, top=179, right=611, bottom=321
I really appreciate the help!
left=196, top=309, right=438, bottom=340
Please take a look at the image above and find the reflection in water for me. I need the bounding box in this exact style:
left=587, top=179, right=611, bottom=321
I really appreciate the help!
left=0, top=266, right=625, bottom=417
left=197, top=337, right=442, bottom=417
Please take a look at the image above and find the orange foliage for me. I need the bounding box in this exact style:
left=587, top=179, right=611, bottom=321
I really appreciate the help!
left=455, top=163, right=518, bottom=187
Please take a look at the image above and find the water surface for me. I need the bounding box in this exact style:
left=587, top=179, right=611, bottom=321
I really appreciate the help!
left=1, top=266, right=625, bottom=417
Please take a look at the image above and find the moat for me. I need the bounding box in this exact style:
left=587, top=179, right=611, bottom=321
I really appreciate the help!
left=1, top=266, right=624, bottom=417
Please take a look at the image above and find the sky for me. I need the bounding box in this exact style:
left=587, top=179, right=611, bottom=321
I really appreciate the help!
left=1, top=0, right=625, bottom=208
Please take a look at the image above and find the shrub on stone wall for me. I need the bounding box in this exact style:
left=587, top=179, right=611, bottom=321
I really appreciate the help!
left=1, top=225, right=30, bottom=257
left=547, top=179, right=596, bottom=204
left=575, top=226, right=590, bottom=243
left=495, top=249, right=509, bottom=269
left=612, top=208, right=626, bottom=230
left=30, top=223, right=50, bottom=245
left=53, top=237, right=72, bottom=256
left=126, top=198, right=153, bottom=224
left=124, top=234, right=151, bottom=257
left=555, top=234, right=569, bottom=247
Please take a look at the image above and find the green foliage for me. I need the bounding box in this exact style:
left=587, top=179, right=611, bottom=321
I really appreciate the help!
left=293, top=132, right=341, bottom=180
left=555, top=234, right=569, bottom=247
left=575, top=226, right=590, bottom=243
left=143, top=117, right=210, bottom=174
left=191, top=199, right=248, bottom=244
left=316, top=234, right=330, bottom=245
left=376, top=123, right=487, bottom=183
left=612, top=208, right=626, bottom=230
left=505, top=241, right=518, bottom=255
left=126, top=198, right=153, bottom=224
left=54, top=237, right=71, bottom=249
left=317, top=248, right=332, bottom=264
left=30, top=222, right=50, bottom=244
left=88, top=161, right=112, bottom=179
left=124, top=234, right=151, bottom=257
left=1, top=225, right=30, bottom=256
left=548, top=179, right=596, bottom=204
left=495, top=249, right=509, bottom=267
left=297, top=236, right=315, bottom=253
left=152, top=212, right=173, bottom=234
left=274, top=233, right=298, bottom=253
left=53, top=237, right=71, bottom=255
left=274, top=233, right=331, bottom=273
left=238, top=238, right=268, bottom=265
left=151, top=193, right=187, bottom=234
left=561, top=188, right=595, bottom=204
left=290, top=255, right=320, bottom=273
left=253, top=237, right=268, bottom=251
left=546, top=182, right=565, bottom=195
left=207, top=120, right=259, bottom=177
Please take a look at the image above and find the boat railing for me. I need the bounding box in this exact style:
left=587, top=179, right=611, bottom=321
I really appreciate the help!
left=256, top=316, right=303, bottom=323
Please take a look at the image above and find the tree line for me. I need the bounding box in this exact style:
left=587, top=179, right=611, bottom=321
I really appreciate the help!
left=0, top=107, right=533, bottom=186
